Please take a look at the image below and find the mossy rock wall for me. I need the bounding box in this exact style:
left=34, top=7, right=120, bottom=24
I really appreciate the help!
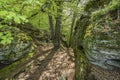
left=0, top=25, right=34, bottom=64
left=0, top=26, right=36, bottom=79
left=84, top=18, right=120, bottom=70
left=0, top=52, right=35, bottom=79
left=74, top=0, right=120, bottom=79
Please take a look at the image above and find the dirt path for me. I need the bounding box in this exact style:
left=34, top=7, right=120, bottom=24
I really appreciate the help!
left=15, top=43, right=75, bottom=80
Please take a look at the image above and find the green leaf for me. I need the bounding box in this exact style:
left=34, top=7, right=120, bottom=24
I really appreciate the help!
left=0, top=40, right=6, bottom=45
left=14, top=16, right=21, bottom=23
left=0, top=32, right=3, bottom=36
left=0, top=24, right=3, bottom=29
left=0, top=11, right=8, bottom=17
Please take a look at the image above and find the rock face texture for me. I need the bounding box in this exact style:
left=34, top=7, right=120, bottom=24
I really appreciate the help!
left=0, top=26, right=33, bottom=64
left=74, top=0, right=120, bottom=79
left=0, top=26, right=35, bottom=79
left=84, top=19, right=120, bottom=70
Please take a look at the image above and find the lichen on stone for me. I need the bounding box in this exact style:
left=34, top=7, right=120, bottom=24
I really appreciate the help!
left=0, top=25, right=35, bottom=64
left=0, top=25, right=36, bottom=79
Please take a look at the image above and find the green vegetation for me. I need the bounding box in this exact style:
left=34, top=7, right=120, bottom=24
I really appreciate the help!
left=0, top=26, right=13, bottom=45
left=0, top=52, right=35, bottom=79
left=0, top=0, right=120, bottom=80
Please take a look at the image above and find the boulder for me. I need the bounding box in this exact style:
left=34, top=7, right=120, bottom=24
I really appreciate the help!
left=0, top=25, right=36, bottom=79
left=0, top=25, right=34, bottom=64
left=84, top=19, right=120, bottom=69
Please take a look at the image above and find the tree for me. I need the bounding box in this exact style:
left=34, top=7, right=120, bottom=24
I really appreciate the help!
left=41, top=0, right=63, bottom=48
left=54, top=1, right=63, bottom=48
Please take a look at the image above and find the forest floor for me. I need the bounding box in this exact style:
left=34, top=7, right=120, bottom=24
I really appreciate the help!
left=15, top=42, right=75, bottom=80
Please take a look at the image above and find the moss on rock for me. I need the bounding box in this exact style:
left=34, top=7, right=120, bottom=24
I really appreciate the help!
left=0, top=52, right=35, bottom=79
left=0, top=25, right=36, bottom=79
left=0, top=25, right=34, bottom=64
left=74, top=0, right=120, bottom=79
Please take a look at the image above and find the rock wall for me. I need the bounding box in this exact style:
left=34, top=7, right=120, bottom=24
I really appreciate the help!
left=0, top=25, right=36, bottom=79
left=74, top=0, right=120, bottom=79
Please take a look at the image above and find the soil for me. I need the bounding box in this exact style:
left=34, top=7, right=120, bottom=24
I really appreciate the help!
left=90, top=64, right=120, bottom=80
left=14, top=43, right=75, bottom=80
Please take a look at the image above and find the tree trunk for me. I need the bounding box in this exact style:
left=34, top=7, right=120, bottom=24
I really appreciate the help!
left=54, top=2, right=63, bottom=49
left=48, top=14, right=55, bottom=44
left=69, top=13, right=76, bottom=47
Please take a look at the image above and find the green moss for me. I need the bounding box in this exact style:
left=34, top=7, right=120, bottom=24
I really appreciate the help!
left=91, top=0, right=120, bottom=21
left=75, top=48, right=89, bottom=80
left=84, top=24, right=93, bottom=38
left=74, top=0, right=120, bottom=79
left=17, top=33, right=32, bottom=41
left=0, top=52, right=35, bottom=79
left=29, top=13, right=49, bottom=30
